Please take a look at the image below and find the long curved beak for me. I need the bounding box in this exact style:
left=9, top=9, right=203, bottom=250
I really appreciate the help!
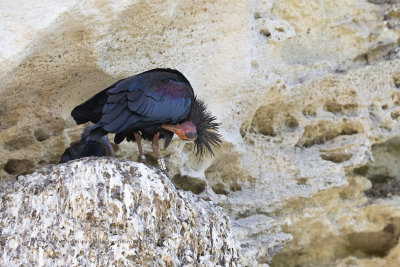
left=99, top=135, right=115, bottom=157
left=161, top=124, right=177, bottom=133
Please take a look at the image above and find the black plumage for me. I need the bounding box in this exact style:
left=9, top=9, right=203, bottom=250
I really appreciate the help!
left=188, top=98, right=221, bottom=157
left=59, top=125, right=114, bottom=163
left=71, top=68, right=221, bottom=171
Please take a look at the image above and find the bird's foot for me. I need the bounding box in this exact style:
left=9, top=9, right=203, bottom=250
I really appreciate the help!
left=157, top=157, right=168, bottom=175
left=140, top=154, right=148, bottom=164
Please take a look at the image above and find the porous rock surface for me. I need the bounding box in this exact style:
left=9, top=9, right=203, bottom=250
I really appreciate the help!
left=1, top=0, right=400, bottom=266
left=0, top=157, right=238, bottom=266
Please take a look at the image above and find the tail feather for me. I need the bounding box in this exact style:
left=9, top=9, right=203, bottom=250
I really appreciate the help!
left=71, top=88, right=109, bottom=124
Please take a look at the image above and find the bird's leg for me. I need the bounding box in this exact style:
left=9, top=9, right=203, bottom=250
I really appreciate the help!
left=134, top=132, right=147, bottom=163
left=152, top=132, right=167, bottom=174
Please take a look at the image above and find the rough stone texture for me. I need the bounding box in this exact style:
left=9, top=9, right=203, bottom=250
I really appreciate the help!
left=0, top=157, right=238, bottom=266
left=1, top=0, right=400, bottom=266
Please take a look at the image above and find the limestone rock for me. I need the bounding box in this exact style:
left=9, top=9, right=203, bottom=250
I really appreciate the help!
left=1, top=0, right=400, bottom=266
left=0, top=158, right=238, bottom=266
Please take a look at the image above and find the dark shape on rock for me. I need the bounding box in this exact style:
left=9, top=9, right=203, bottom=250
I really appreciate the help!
left=71, top=68, right=222, bottom=173
left=59, top=125, right=115, bottom=163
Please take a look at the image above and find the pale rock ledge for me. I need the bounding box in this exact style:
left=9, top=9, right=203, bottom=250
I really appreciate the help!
left=0, top=157, right=239, bottom=266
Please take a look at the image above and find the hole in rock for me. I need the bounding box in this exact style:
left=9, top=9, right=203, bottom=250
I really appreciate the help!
left=334, top=68, right=347, bottom=74
left=353, top=136, right=400, bottom=198
left=260, top=29, right=271, bottom=38
left=353, top=53, right=368, bottom=65
left=205, top=146, right=252, bottom=195
left=285, top=115, right=299, bottom=129
left=393, top=72, right=400, bottom=88
left=250, top=106, right=276, bottom=136
left=297, top=120, right=363, bottom=148
left=172, top=174, right=206, bottom=194
left=4, top=159, right=35, bottom=176
left=392, top=91, right=400, bottom=106
left=254, top=12, right=262, bottom=19
left=391, top=110, right=400, bottom=120
left=323, top=101, right=358, bottom=115
left=248, top=106, right=299, bottom=137
left=296, top=177, right=309, bottom=185
left=211, top=183, right=229, bottom=195
left=320, top=152, right=353, bottom=163
left=34, top=129, right=50, bottom=142
left=344, top=220, right=400, bottom=258
left=271, top=217, right=400, bottom=267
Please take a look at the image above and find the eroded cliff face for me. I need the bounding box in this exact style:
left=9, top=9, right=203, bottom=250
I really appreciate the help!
left=1, top=0, right=400, bottom=266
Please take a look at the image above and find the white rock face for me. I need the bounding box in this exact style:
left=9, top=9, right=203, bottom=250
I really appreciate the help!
left=0, top=158, right=238, bottom=266
left=1, top=0, right=400, bottom=266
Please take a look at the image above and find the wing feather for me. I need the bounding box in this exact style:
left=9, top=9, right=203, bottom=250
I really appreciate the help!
left=107, top=92, right=127, bottom=103
left=101, top=100, right=128, bottom=123
left=81, top=69, right=194, bottom=142
left=102, top=108, right=131, bottom=132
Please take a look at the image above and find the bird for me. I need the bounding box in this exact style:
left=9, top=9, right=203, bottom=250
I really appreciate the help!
left=70, top=68, right=221, bottom=173
left=59, top=125, right=115, bottom=163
